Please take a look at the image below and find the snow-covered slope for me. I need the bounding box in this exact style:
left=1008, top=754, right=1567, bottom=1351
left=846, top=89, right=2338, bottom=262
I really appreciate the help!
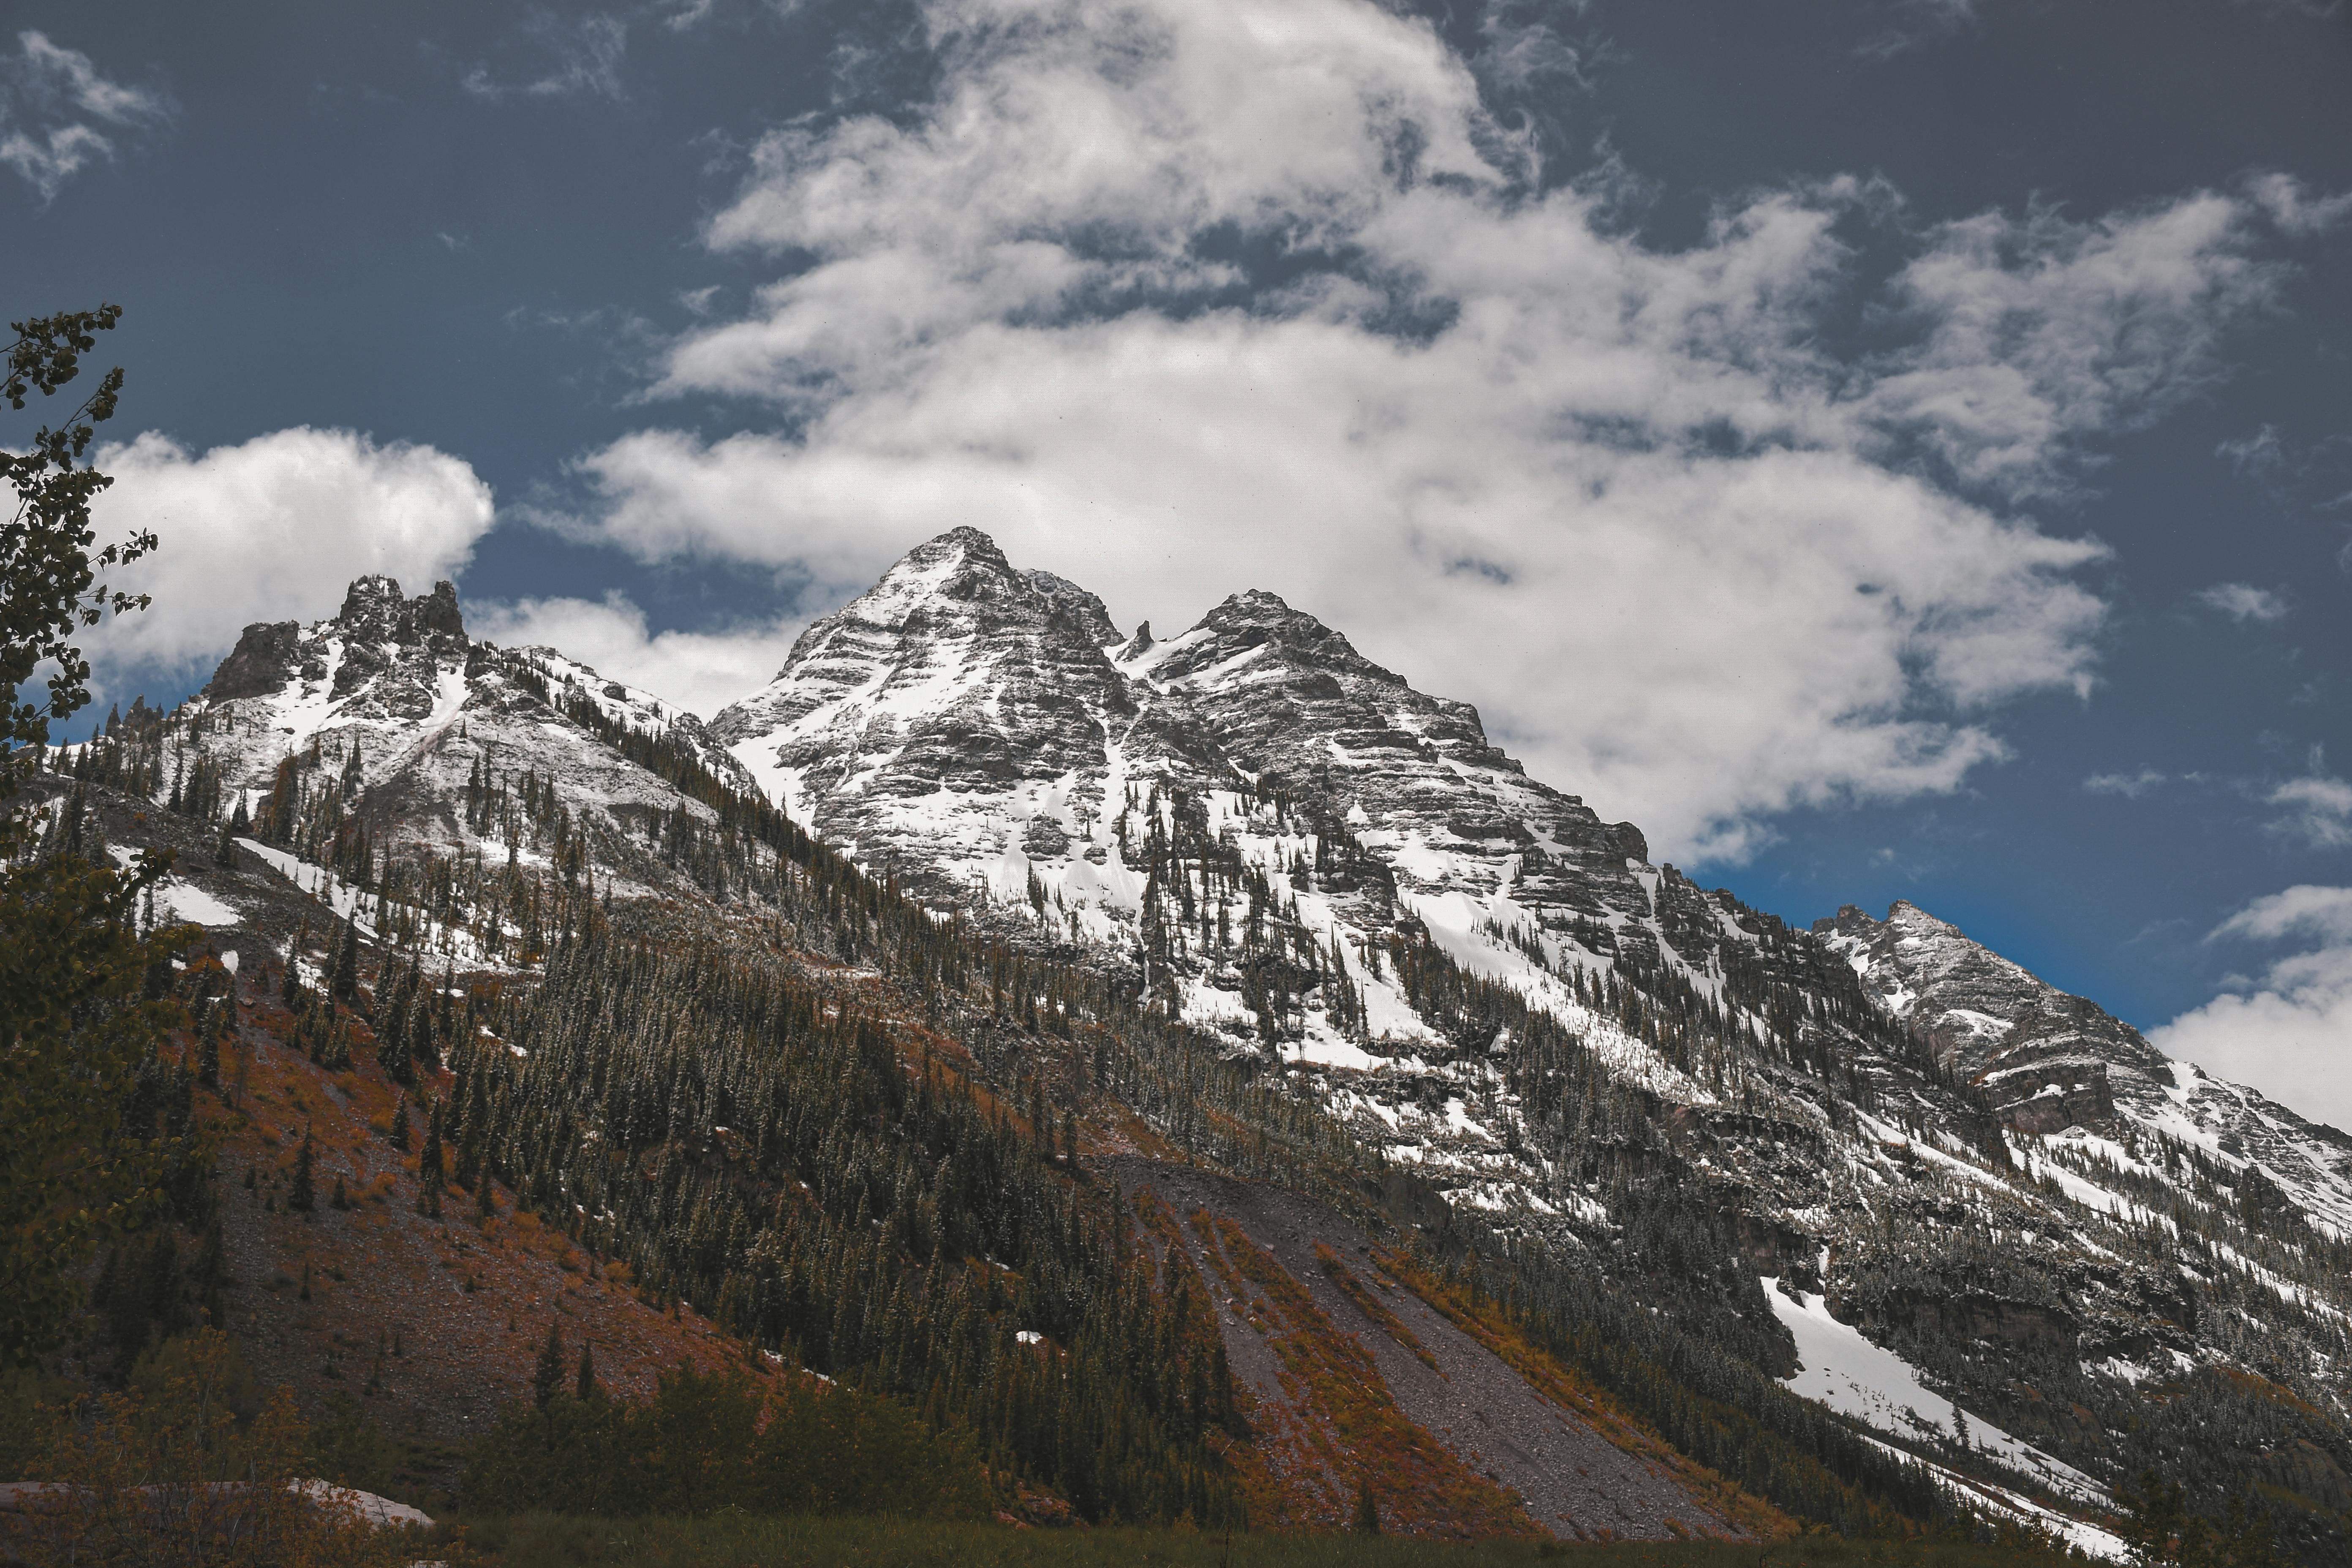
left=711, top=528, right=2352, bottom=1538
left=1821, top=901, right=2352, bottom=1238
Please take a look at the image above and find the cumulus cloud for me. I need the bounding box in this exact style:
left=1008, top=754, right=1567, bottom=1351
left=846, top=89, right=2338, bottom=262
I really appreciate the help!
left=2153, top=886, right=2352, bottom=1132
left=82, top=427, right=495, bottom=696
left=544, top=0, right=2307, bottom=859
left=0, top=30, right=172, bottom=199
left=466, top=593, right=806, bottom=719
left=2197, top=582, right=2287, bottom=622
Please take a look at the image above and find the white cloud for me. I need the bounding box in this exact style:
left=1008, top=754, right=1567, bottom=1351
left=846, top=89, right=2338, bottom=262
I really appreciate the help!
left=0, top=30, right=172, bottom=199
left=466, top=593, right=806, bottom=719
left=2216, top=425, right=2285, bottom=479
left=2246, top=172, right=2352, bottom=239
left=463, top=14, right=628, bottom=102
left=2084, top=767, right=2166, bottom=799
left=2269, top=773, right=2352, bottom=849
left=1864, top=195, right=2278, bottom=500
left=2196, top=582, right=2287, bottom=622
left=549, top=0, right=2307, bottom=860
left=2153, top=886, right=2352, bottom=1132
left=83, top=427, right=495, bottom=693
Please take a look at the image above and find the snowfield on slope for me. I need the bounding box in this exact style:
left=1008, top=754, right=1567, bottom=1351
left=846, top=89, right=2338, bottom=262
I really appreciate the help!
left=1764, top=1277, right=2123, bottom=1554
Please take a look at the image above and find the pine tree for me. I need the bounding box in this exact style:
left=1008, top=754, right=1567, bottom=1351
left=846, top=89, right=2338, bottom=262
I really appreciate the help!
left=417, top=1102, right=446, bottom=1219
left=575, top=1340, right=599, bottom=1402
left=288, top=1123, right=316, bottom=1211
left=389, top=1097, right=411, bottom=1151
left=330, top=916, right=360, bottom=1004
left=1352, top=1473, right=1380, bottom=1534
left=281, top=928, right=305, bottom=1010
left=533, top=1323, right=565, bottom=1410
left=196, top=1000, right=221, bottom=1088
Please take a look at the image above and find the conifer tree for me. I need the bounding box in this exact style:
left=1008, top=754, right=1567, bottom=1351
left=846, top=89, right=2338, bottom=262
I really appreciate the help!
left=329, top=916, right=360, bottom=1004
left=288, top=1124, right=316, bottom=1212
left=533, top=1323, right=564, bottom=1410
left=281, top=929, right=304, bottom=1011
left=417, top=1104, right=446, bottom=1219
left=196, top=1000, right=221, bottom=1088
left=574, top=1340, right=599, bottom=1402
left=1352, top=1472, right=1381, bottom=1534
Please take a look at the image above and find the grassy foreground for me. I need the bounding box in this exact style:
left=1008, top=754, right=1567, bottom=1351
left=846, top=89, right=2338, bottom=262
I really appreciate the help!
left=451, top=1515, right=2080, bottom=1568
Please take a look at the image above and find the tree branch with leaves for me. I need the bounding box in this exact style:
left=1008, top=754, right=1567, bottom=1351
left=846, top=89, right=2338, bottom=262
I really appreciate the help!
left=0, top=305, right=201, bottom=1367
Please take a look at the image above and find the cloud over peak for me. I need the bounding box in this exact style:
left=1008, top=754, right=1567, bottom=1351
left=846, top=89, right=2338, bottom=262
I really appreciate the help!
left=84, top=428, right=495, bottom=696
left=528, top=0, right=2317, bottom=861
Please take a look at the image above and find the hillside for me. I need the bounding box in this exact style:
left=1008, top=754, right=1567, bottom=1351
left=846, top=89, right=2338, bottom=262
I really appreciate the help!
left=28, top=542, right=2352, bottom=1556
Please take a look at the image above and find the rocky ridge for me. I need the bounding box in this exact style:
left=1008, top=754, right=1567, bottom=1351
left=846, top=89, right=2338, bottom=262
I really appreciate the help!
left=180, top=573, right=759, bottom=912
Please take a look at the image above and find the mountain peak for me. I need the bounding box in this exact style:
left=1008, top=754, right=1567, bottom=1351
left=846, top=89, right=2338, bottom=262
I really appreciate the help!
left=851, top=527, right=1033, bottom=628
left=335, top=574, right=466, bottom=645
left=1025, top=568, right=1122, bottom=648
left=1153, top=589, right=1402, bottom=691
left=1884, top=898, right=1958, bottom=935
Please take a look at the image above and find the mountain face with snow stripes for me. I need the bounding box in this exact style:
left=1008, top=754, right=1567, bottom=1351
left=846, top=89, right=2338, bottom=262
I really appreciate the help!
left=705, top=528, right=2352, bottom=1520
left=152, top=532, right=2352, bottom=1548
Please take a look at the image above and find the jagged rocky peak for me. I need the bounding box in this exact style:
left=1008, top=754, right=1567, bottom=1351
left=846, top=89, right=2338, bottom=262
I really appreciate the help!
left=709, top=529, right=1154, bottom=860
left=714, top=525, right=1674, bottom=965
left=338, top=574, right=467, bottom=643
left=1126, top=585, right=1529, bottom=792
left=1024, top=567, right=1122, bottom=648
left=202, top=573, right=470, bottom=722
left=1817, top=899, right=2174, bottom=1133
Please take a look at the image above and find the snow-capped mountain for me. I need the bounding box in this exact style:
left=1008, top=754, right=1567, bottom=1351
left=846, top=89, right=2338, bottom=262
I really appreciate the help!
left=710, top=528, right=2352, bottom=1524
left=108, top=538, right=2352, bottom=1546
left=712, top=526, right=1656, bottom=931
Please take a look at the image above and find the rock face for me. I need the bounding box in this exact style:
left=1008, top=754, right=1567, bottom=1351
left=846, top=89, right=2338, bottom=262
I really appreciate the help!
left=1816, top=901, right=2160, bottom=1132
left=180, top=574, right=756, bottom=903
left=713, top=527, right=1663, bottom=988
left=1818, top=901, right=2352, bottom=1232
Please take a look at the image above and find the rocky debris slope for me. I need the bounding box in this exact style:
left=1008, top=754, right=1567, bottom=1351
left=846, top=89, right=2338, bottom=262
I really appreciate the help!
left=1112, top=1156, right=1753, bottom=1541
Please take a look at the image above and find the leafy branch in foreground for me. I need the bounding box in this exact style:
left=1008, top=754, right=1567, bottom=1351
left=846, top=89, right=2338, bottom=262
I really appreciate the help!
left=0, top=303, right=201, bottom=1367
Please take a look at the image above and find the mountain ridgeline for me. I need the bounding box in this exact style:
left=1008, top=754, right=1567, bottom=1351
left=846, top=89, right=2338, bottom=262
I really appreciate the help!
left=41, top=532, right=2352, bottom=1551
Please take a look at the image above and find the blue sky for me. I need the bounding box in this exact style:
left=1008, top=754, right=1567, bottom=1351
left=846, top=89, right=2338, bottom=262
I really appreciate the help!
left=9, top=0, right=2352, bottom=1117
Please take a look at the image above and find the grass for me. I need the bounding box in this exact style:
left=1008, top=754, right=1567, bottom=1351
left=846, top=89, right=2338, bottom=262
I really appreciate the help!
left=450, top=1514, right=2081, bottom=1568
